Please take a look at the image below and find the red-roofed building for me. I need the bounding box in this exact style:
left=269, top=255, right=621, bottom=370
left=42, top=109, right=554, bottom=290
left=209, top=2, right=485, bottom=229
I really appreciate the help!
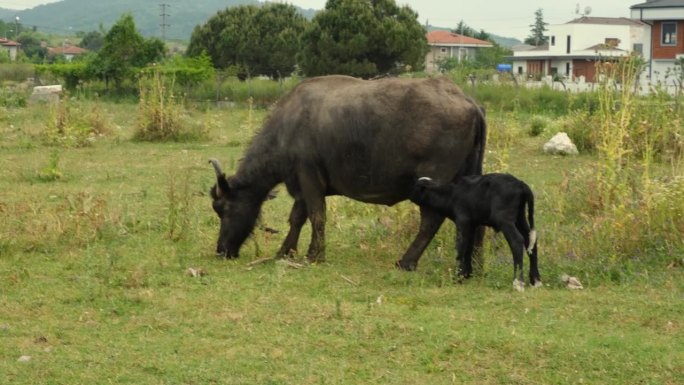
left=0, top=38, right=21, bottom=61
left=425, top=30, right=494, bottom=72
left=48, top=44, right=88, bottom=61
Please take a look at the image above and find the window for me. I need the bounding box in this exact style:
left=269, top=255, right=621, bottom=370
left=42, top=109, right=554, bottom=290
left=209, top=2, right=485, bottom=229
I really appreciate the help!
left=550, top=36, right=555, bottom=46
left=565, top=62, right=570, bottom=76
left=662, top=22, right=677, bottom=45
left=518, top=66, right=523, bottom=75
left=566, top=35, right=571, bottom=54
left=440, top=47, right=447, bottom=53
left=633, top=43, right=643, bottom=56
left=605, top=38, right=619, bottom=47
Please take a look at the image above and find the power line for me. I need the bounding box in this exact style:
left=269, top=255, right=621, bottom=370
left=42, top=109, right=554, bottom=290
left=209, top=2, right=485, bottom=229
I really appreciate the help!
left=159, top=3, right=170, bottom=40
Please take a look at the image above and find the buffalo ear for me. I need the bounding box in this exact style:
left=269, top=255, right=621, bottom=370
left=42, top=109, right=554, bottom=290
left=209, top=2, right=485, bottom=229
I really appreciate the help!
left=211, top=174, right=231, bottom=200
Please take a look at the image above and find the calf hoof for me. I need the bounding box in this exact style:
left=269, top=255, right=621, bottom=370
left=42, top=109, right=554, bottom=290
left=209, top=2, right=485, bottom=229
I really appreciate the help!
left=531, top=279, right=543, bottom=288
left=513, top=279, right=525, bottom=292
left=395, top=260, right=416, bottom=271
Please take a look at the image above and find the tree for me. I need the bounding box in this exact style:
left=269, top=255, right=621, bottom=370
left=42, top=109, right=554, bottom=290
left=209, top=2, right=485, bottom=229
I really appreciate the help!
left=187, top=3, right=308, bottom=79
left=90, top=14, right=166, bottom=88
left=452, top=20, right=476, bottom=37
left=525, top=8, right=548, bottom=46
left=298, top=0, right=428, bottom=78
left=78, top=30, right=104, bottom=52
left=16, top=34, right=48, bottom=63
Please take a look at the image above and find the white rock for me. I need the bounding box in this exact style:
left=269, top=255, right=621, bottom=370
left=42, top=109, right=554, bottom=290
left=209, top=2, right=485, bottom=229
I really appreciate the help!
left=561, top=273, right=584, bottom=290
left=543, top=132, right=579, bottom=155
left=17, top=355, right=31, bottom=363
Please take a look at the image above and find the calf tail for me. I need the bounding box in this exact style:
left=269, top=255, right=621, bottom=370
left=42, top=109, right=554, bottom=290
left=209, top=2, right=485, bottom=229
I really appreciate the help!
left=525, top=185, right=537, bottom=254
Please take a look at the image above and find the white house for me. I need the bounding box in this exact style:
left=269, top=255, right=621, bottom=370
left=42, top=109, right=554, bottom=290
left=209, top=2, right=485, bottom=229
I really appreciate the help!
left=425, top=30, right=493, bottom=73
left=512, top=17, right=647, bottom=82
left=0, top=38, right=21, bottom=61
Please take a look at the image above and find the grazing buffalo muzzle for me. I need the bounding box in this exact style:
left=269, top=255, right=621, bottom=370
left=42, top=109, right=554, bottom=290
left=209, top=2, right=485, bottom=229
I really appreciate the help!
left=209, top=75, right=487, bottom=269
left=410, top=174, right=541, bottom=290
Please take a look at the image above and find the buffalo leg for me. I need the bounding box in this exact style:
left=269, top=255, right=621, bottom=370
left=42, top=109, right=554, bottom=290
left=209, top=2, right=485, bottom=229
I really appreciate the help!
left=455, top=223, right=476, bottom=280
left=396, top=207, right=445, bottom=271
left=297, top=168, right=327, bottom=263
left=501, top=223, right=525, bottom=291
left=276, top=198, right=308, bottom=258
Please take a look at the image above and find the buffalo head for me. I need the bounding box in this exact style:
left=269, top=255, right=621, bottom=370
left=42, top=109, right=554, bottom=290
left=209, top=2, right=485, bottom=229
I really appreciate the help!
left=209, top=159, right=262, bottom=258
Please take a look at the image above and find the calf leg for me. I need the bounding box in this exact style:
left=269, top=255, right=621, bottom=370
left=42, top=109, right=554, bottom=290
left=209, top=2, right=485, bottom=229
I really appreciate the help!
left=516, top=215, right=541, bottom=286
left=528, top=242, right=541, bottom=287
left=501, top=223, right=525, bottom=291
left=396, top=207, right=445, bottom=271
left=276, top=198, right=308, bottom=258
left=456, top=223, right=476, bottom=280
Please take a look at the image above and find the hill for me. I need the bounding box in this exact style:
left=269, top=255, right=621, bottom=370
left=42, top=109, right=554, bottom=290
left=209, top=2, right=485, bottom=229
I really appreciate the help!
left=1, top=1, right=518, bottom=46
left=0, top=0, right=318, bottom=41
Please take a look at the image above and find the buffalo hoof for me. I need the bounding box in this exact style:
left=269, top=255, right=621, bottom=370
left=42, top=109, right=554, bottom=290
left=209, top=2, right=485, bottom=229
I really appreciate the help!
left=395, top=260, right=416, bottom=271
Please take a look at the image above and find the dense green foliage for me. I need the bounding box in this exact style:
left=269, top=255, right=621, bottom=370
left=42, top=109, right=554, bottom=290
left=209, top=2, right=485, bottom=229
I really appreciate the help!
left=15, top=34, right=47, bottom=63
left=187, top=3, right=308, bottom=78
left=91, top=14, right=165, bottom=88
left=298, top=0, right=428, bottom=77
left=77, top=30, right=104, bottom=52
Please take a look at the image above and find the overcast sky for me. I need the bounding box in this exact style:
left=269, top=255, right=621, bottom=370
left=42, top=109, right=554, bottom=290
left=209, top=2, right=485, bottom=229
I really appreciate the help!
left=1, top=0, right=643, bottom=40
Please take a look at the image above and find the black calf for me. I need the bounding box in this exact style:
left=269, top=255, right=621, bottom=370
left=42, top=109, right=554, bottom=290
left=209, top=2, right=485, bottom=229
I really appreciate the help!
left=411, top=173, right=541, bottom=291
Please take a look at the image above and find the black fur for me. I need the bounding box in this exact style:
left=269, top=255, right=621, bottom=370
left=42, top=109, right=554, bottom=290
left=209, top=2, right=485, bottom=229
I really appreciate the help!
left=411, top=173, right=540, bottom=286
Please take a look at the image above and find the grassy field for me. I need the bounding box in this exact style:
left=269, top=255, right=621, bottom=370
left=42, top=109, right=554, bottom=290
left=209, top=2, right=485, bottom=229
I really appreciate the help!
left=0, top=100, right=682, bottom=384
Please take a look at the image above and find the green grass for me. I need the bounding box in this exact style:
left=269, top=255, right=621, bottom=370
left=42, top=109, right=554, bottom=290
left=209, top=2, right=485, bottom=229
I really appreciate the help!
left=0, top=102, right=682, bottom=384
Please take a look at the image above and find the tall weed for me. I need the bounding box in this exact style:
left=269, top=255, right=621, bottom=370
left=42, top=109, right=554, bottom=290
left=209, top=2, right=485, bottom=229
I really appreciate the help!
left=562, top=57, right=684, bottom=265
left=134, top=68, right=209, bottom=142
left=42, top=96, right=110, bottom=148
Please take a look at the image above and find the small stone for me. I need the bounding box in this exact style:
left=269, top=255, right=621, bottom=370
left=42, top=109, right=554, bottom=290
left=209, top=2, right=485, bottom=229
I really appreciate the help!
left=17, top=355, right=31, bottom=363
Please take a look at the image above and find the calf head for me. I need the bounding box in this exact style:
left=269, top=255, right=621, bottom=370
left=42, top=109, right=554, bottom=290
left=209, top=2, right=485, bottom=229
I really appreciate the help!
left=410, top=177, right=459, bottom=216
left=410, top=177, right=438, bottom=205
left=209, top=159, right=261, bottom=258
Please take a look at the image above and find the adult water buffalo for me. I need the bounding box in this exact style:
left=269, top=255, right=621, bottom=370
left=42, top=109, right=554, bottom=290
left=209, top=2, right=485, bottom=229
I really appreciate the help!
left=209, top=75, right=486, bottom=271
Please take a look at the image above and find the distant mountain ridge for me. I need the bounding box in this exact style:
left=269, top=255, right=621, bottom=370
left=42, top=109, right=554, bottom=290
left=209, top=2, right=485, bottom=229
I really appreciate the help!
left=0, top=0, right=519, bottom=47
left=0, top=0, right=318, bottom=40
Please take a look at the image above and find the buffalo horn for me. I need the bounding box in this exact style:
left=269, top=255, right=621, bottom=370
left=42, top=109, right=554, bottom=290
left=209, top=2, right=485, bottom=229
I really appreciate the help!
left=209, top=158, right=225, bottom=197
left=209, top=158, right=223, bottom=179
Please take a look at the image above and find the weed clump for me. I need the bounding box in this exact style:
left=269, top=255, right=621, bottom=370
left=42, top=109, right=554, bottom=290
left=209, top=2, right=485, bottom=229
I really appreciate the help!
left=42, top=95, right=110, bottom=148
left=527, top=115, right=547, bottom=137
left=134, top=68, right=208, bottom=142
left=559, top=56, right=684, bottom=266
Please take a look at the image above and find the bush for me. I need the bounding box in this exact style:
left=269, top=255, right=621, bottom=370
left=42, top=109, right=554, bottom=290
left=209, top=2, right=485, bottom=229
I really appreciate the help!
left=0, top=87, right=27, bottom=107
left=527, top=115, right=547, bottom=137
left=42, top=97, right=110, bottom=148
left=558, top=110, right=598, bottom=153
left=134, top=68, right=208, bottom=141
